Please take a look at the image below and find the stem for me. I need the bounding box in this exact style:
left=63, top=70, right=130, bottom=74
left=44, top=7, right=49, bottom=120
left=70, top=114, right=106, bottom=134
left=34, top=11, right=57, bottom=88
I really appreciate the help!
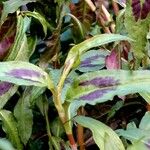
left=67, top=134, right=78, bottom=150
left=77, top=108, right=85, bottom=150
left=44, top=108, right=54, bottom=150
left=101, top=4, right=115, bottom=33
left=84, top=0, right=96, bottom=12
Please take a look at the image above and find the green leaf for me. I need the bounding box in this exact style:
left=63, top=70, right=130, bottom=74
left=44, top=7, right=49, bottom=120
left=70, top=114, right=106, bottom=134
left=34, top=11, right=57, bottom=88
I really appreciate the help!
left=127, top=141, right=149, bottom=150
left=124, top=0, right=150, bottom=60
left=51, top=117, right=65, bottom=137
left=27, top=35, right=38, bottom=58
left=0, top=110, right=23, bottom=150
left=139, top=92, right=150, bottom=104
left=0, top=0, right=36, bottom=26
left=23, top=11, right=50, bottom=36
left=0, top=138, right=15, bottom=150
left=0, top=61, right=51, bottom=87
left=14, top=88, right=33, bottom=145
left=139, top=112, right=150, bottom=131
left=116, top=112, right=150, bottom=149
left=5, top=15, right=30, bottom=61
left=65, top=34, right=132, bottom=66
left=75, top=116, right=125, bottom=150
left=66, top=70, right=150, bottom=105
left=14, top=86, right=45, bottom=145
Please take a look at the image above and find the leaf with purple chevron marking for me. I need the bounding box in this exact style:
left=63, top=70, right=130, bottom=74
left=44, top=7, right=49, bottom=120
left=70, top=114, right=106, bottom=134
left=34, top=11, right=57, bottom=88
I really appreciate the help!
left=131, top=0, right=150, bottom=21
left=77, top=50, right=109, bottom=72
left=66, top=70, right=150, bottom=105
left=0, top=61, right=51, bottom=87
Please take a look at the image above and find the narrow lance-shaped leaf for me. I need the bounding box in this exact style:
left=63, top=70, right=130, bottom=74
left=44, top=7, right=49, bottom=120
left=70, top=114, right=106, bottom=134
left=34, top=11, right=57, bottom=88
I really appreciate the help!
left=60, top=34, right=132, bottom=90
left=0, top=61, right=53, bottom=88
left=5, top=15, right=30, bottom=61
left=66, top=70, right=150, bottom=105
left=0, top=110, right=23, bottom=150
left=75, top=116, right=125, bottom=150
left=23, top=11, right=53, bottom=36
left=65, top=34, right=132, bottom=66
left=77, top=49, right=109, bottom=72
left=14, top=87, right=45, bottom=145
left=0, top=0, right=36, bottom=26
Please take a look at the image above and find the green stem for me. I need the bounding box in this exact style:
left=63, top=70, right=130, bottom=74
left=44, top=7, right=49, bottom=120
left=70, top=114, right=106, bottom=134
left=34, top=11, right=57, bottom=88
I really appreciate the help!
left=44, top=108, right=54, bottom=150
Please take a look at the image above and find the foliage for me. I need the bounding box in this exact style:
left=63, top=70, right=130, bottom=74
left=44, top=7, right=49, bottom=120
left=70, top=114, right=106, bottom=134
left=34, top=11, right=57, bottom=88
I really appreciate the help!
left=0, top=0, right=150, bottom=150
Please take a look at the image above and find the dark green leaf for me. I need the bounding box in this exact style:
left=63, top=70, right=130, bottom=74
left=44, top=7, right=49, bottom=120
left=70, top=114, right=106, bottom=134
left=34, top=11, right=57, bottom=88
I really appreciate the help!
left=0, top=110, right=23, bottom=150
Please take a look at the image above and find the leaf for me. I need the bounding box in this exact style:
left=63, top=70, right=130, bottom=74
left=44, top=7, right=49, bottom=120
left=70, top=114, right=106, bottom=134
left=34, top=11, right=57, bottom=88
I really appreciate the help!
left=139, top=112, right=150, bottom=130
left=0, top=36, right=14, bottom=60
left=127, top=141, right=150, bottom=150
left=35, top=94, right=48, bottom=116
left=105, top=50, right=119, bottom=69
left=77, top=49, right=109, bottom=72
left=66, top=70, right=150, bottom=105
left=64, top=34, right=132, bottom=72
left=0, top=0, right=36, bottom=26
left=0, top=110, right=23, bottom=150
left=51, top=118, right=65, bottom=137
left=139, top=92, right=150, bottom=104
left=0, top=138, right=15, bottom=150
left=27, top=35, right=37, bottom=58
left=124, top=1, right=150, bottom=59
left=116, top=112, right=150, bottom=149
left=0, top=82, right=18, bottom=109
left=14, top=86, right=45, bottom=145
left=0, top=61, right=51, bottom=87
left=5, top=15, right=30, bottom=61
left=75, top=116, right=125, bottom=150
left=23, top=11, right=50, bottom=36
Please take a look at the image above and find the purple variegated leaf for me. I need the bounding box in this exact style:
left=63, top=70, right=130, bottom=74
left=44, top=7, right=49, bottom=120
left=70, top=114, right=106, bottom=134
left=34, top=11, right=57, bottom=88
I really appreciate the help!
left=0, top=61, right=53, bottom=88
left=141, top=0, right=150, bottom=19
left=0, top=36, right=14, bottom=60
left=131, top=0, right=150, bottom=21
left=105, top=50, right=119, bottom=69
left=77, top=50, right=109, bottom=72
left=0, top=81, right=18, bottom=109
left=131, top=0, right=141, bottom=21
left=66, top=70, right=150, bottom=105
left=0, top=82, right=13, bottom=96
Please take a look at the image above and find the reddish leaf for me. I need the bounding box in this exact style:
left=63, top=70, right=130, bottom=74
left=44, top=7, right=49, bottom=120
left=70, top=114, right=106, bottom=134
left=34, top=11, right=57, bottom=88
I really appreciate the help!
left=0, top=36, right=14, bottom=60
left=105, top=50, right=119, bottom=69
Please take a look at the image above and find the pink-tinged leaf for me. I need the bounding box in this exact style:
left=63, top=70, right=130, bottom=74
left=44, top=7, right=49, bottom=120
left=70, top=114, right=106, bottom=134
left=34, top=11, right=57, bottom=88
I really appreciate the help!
left=105, top=50, right=119, bottom=69
left=0, top=82, right=13, bottom=96
left=141, top=0, right=150, bottom=19
left=131, top=0, right=141, bottom=21
left=0, top=36, right=14, bottom=60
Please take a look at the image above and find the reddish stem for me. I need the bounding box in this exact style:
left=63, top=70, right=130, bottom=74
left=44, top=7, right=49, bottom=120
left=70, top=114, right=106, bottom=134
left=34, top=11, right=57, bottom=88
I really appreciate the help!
left=67, top=134, right=78, bottom=150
